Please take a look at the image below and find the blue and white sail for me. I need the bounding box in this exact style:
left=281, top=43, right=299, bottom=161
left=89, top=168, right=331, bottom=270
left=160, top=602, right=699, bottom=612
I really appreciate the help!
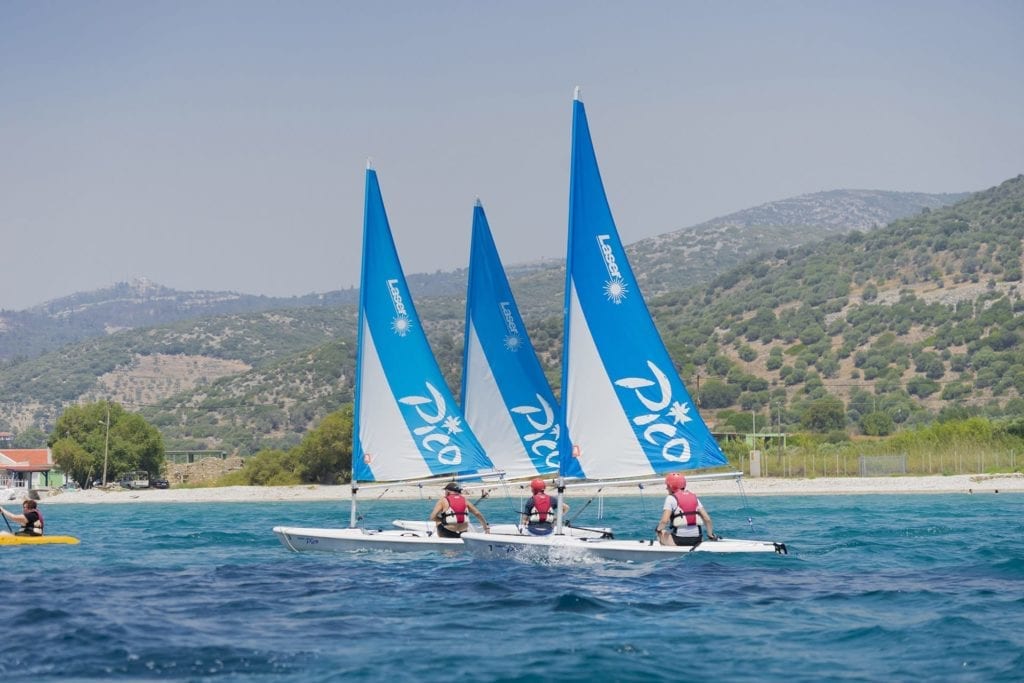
left=559, top=92, right=729, bottom=480
left=460, top=201, right=584, bottom=480
left=353, top=167, right=494, bottom=483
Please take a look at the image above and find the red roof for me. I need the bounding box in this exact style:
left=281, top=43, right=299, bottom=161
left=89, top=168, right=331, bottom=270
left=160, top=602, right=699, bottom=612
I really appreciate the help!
left=0, top=448, right=53, bottom=471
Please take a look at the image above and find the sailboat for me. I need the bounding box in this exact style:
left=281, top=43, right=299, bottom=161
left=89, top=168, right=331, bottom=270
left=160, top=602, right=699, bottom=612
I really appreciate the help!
left=461, top=90, right=787, bottom=561
left=274, top=166, right=498, bottom=553
left=388, top=200, right=606, bottom=539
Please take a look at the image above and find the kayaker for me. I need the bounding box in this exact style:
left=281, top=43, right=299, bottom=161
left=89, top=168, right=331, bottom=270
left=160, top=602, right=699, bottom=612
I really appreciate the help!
left=0, top=499, right=45, bottom=536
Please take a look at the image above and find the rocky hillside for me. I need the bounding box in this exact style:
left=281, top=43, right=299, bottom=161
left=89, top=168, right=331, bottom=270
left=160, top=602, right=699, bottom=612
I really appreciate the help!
left=628, top=189, right=969, bottom=295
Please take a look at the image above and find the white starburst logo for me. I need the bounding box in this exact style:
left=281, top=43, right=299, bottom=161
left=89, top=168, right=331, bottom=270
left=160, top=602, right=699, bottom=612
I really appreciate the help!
left=504, top=334, right=521, bottom=351
left=442, top=415, right=463, bottom=434
left=604, top=277, right=628, bottom=304
left=668, top=401, right=693, bottom=425
left=391, top=315, right=411, bottom=336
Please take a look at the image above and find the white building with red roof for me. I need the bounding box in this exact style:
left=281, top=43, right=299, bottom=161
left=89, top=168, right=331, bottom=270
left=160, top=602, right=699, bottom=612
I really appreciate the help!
left=0, top=448, right=58, bottom=500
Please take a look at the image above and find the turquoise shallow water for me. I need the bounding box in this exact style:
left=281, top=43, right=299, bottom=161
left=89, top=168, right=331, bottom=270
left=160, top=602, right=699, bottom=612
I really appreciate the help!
left=2, top=492, right=1022, bottom=682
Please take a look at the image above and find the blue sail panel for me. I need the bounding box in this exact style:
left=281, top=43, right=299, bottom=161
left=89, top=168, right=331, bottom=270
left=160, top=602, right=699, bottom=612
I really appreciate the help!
left=353, top=169, right=493, bottom=482
left=560, top=97, right=728, bottom=479
left=461, top=203, right=583, bottom=479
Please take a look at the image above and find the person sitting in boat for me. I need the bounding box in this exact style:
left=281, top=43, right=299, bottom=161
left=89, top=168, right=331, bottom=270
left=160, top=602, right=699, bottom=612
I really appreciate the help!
left=520, top=478, right=569, bottom=536
left=0, top=499, right=44, bottom=537
left=428, top=482, right=490, bottom=538
left=655, top=474, right=718, bottom=547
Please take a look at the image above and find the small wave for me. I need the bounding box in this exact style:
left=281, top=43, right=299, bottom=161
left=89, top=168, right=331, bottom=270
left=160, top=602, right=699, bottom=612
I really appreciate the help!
left=552, top=591, right=613, bottom=613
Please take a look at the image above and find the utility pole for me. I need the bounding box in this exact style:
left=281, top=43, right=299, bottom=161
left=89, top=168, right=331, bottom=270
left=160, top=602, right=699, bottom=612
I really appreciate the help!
left=101, top=404, right=111, bottom=487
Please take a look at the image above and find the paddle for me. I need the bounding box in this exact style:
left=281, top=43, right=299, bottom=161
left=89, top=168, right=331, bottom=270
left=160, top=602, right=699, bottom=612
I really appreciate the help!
left=1, top=508, right=13, bottom=533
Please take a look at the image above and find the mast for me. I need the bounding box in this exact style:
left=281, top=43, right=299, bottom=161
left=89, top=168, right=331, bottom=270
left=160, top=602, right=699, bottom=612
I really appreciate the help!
left=349, top=159, right=374, bottom=528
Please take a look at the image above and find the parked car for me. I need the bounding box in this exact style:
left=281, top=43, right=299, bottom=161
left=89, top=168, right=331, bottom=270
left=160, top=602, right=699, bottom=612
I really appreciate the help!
left=118, top=470, right=151, bottom=490
left=151, top=479, right=170, bottom=489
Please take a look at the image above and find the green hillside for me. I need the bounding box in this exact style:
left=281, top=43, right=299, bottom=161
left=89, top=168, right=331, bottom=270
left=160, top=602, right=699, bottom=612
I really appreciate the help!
left=1, top=180, right=1019, bottom=453
left=649, top=175, right=1024, bottom=432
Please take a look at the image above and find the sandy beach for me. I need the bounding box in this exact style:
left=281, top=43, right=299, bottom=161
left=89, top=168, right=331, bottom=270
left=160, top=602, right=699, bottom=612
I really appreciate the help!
left=33, top=473, right=1023, bottom=505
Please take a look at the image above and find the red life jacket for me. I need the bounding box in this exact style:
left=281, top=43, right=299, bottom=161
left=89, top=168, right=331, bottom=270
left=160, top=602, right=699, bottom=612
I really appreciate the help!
left=443, top=494, right=467, bottom=524
left=671, top=491, right=699, bottom=528
left=529, top=493, right=553, bottom=523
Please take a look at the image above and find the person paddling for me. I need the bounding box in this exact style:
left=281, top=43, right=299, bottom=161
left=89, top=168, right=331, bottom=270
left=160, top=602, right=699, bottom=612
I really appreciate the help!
left=0, top=499, right=45, bottom=537
left=655, top=474, right=717, bottom=547
left=428, top=482, right=490, bottom=538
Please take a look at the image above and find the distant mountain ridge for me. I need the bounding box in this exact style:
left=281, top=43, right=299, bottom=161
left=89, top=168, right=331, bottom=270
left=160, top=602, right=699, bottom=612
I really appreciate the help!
left=629, top=189, right=970, bottom=295
left=0, top=278, right=358, bottom=362
left=0, top=189, right=965, bottom=362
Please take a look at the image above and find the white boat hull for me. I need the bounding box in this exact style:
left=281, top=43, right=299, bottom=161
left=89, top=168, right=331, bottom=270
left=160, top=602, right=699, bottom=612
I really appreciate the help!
left=273, top=519, right=617, bottom=554
left=272, top=526, right=464, bottom=553
left=391, top=519, right=613, bottom=539
left=460, top=531, right=787, bottom=563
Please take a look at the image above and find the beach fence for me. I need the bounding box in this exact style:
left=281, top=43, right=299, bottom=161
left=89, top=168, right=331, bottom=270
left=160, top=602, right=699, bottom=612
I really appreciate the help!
left=859, top=454, right=907, bottom=476
left=739, top=449, right=1019, bottom=477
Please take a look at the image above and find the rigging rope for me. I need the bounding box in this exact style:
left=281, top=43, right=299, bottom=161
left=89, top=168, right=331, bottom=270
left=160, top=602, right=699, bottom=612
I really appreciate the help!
left=354, top=487, right=391, bottom=523
left=735, top=477, right=757, bottom=534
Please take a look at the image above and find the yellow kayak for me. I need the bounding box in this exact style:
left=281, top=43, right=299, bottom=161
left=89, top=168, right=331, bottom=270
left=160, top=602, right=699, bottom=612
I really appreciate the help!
left=0, top=535, right=80, bottom=545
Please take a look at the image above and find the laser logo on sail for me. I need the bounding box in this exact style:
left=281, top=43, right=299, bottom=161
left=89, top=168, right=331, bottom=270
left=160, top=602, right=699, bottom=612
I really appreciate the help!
left=386, top=278, right=412, bottom=336
left=499, top=301, right=521, bottom=351
left=596, top=234, right=628, bottom=304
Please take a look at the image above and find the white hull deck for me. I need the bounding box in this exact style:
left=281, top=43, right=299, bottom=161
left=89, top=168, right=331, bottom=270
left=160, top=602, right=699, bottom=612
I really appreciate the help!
left=273, top=519, right=616, bottom=554
left=391, top=519, right=613, bottom=539
left=272, top=526, right=464, bottom=553
left=460, top=531, right=787, bottom=563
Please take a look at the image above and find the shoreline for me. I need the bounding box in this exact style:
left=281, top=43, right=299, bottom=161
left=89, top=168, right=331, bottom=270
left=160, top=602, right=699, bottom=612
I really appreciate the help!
left=32, top=473, right=1024, bottom=505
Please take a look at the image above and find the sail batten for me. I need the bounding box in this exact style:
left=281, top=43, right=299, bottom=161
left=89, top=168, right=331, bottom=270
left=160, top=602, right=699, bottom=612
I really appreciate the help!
left=353, top=169, right=493, bottom=482
left=560, top=97, right=729, bottom=480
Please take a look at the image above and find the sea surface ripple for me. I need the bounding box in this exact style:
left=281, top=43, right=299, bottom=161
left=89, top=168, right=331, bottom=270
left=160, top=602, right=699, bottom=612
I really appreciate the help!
left=2, top=492, right=1021, bottom=682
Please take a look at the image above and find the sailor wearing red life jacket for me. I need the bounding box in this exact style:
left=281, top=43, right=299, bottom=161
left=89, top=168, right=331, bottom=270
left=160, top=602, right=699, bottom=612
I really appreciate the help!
left=655, top=474, right=718, bottom=547
left=428, top=482, right=490, bottom=538
left=520, top=479, right=569, bottom=535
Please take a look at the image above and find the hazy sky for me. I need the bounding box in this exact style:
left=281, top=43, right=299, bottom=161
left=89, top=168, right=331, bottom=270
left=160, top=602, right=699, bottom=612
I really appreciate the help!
left=2, top=1, right=1022, bottom=311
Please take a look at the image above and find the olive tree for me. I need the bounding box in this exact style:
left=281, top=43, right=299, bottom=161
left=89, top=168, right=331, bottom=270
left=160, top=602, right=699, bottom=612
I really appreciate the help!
left=50, top=401, right=165, bottom=487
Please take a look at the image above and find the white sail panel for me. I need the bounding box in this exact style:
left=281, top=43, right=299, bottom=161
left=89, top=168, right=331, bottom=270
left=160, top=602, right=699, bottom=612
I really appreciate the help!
left=564, top=281, right=656, bottom=480
left=357, top=318, right=434, bottom=482
left=462, top=322, right=537, bottom=478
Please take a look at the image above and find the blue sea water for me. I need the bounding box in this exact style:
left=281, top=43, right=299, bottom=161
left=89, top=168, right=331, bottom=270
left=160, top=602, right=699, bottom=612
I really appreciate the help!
left=2, top=491, right=1022, bottom=682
